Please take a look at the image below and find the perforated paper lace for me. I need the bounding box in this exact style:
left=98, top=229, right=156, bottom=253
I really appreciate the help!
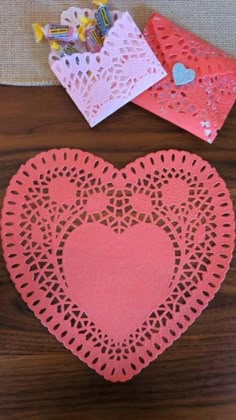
left=133, top=13, right=236, bottom=143
left=49, top=8, right=166, bottom=127
left=1, top=149, right=234, bottom=382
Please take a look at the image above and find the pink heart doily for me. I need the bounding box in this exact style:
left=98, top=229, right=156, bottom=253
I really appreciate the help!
left=1, top=149, right=235, bottom=382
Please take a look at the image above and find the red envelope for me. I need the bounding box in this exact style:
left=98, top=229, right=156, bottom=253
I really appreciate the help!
left=133, top=13, right=236, bottom=143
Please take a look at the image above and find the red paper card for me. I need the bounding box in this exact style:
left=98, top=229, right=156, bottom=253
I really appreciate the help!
left=133, top=13, right=236, bottom=143
left=1, top=149, right=235, bottom=381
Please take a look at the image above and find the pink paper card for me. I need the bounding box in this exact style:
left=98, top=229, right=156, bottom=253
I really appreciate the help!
left=1, top=149, right=235, bottom=382
left=49, top=8, right=167, bottom=127
left=133, top=13, right=236, bottom=143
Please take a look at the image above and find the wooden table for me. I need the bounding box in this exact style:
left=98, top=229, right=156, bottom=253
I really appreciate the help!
left=0, top=86, right=235, bottom=420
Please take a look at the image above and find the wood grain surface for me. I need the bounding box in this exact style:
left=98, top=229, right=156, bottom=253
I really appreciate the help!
left=0, top=86, right=235, bottom=420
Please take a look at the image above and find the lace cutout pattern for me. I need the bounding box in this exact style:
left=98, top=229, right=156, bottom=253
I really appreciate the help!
left=133, top=13, right=236, bottom=143
left=1, top=149, right=234, bottom=382
left=50, top=8, right=166, bottom=127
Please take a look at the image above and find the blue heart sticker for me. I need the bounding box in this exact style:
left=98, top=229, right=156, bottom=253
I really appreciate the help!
left=172, top=63, right=196, bottom=86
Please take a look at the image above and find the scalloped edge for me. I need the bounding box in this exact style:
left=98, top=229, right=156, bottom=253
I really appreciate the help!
left=1, top=149, right=235, bottom=382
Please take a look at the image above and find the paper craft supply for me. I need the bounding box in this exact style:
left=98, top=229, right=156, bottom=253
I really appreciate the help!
left=48, top=7, right=167, bottom=127
left=1, top=149, right=234, bottom=382
left=133, top=13, right=236, bottom=143
left=172, top=63, right=196, bottom=86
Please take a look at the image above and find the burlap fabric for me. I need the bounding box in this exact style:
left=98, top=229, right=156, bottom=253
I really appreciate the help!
left=1, top=0, right=235, bottom=86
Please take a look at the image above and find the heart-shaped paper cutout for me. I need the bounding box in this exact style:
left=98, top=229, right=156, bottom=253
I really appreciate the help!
left=64, top=223, right=175, bottom=342
left=1, top=150, right=234, bottom=382
left=172, top=62, right=196, bottom=86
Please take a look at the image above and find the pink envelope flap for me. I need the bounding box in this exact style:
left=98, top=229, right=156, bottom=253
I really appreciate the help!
left=148, top=13, right=236, bottom=77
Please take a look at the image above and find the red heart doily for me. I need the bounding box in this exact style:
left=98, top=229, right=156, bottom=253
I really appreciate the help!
left=1, top=149, right=234, bottom=382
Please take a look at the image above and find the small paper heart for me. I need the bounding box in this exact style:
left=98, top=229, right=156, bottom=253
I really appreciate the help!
left=172, top=63, right=196, bottom=86
left=205, top=129, right=212, bottom=137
